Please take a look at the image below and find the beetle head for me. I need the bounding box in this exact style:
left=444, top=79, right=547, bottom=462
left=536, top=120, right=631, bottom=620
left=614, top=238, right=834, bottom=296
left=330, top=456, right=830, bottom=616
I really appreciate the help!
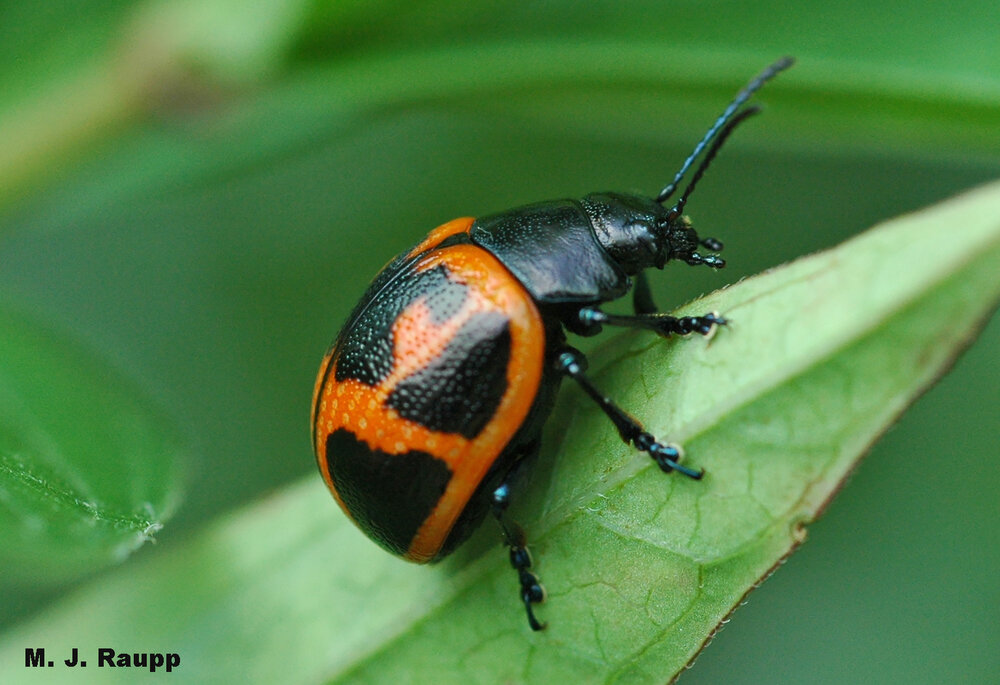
left=588, top=58, right=793, bottom=276
left=583, top=192, right=723, bottom=273
left=659, top=213, right=725, bottom=269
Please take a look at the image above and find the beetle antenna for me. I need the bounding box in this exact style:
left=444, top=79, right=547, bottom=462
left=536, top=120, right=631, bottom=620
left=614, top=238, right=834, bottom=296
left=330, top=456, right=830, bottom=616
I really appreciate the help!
left=667, top=106, right=761, bottom=220
left=656, top=56, right=794, bottom=206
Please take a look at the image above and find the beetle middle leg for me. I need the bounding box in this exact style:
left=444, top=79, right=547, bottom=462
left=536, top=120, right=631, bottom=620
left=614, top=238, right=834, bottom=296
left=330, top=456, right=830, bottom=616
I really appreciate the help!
left=556, top=347, right=703, bottom=480
left=491, top=482, right=546, bottom=631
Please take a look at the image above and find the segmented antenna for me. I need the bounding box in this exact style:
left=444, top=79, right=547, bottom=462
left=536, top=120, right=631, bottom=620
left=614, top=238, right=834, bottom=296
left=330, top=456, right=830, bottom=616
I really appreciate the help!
left=655, top=56, right=794, bottom=206
left=667, top=106, right=761, bottom=220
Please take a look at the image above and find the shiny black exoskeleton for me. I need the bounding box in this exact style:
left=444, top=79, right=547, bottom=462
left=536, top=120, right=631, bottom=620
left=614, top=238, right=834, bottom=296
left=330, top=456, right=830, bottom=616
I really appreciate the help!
left=466, top=56, right=793, bottom=630
left=312, top=56, right=794, bottom=633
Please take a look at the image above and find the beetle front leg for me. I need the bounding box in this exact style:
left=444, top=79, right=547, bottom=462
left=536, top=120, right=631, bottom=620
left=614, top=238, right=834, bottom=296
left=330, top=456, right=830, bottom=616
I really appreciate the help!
left=556, top=347, right=703, bottom=479
left=632, top=271, right=658, bottom=315
left=492, top=483, right=546, bottom=631
left=578, top=306, right=726, bottom=337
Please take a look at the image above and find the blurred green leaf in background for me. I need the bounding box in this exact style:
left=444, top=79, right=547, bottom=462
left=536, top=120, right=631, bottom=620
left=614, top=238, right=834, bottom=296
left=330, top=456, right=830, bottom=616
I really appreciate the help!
left=0, top=306, right=184, bottom=586
left=0, top=0, right=997, bottom=683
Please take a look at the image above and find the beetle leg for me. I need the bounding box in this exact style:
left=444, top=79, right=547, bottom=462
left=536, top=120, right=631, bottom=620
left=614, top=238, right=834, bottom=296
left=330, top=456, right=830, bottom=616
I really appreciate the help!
left=492, top=483, right=546, bottom=631
left=684, top=252, right=726, bottom=269
left=578, top=307, right=726, bottom=337
left=632, top=272, right=658, bottom=315
left=556, top=347, right=704, bottom=479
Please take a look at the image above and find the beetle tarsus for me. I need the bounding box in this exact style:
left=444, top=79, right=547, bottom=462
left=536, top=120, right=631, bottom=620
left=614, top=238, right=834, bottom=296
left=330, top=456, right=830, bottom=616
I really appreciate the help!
left=650, top=442, right=703, bottom=479
left=676, top=312, right=728, bottom=335
left=511, top=547, right=547, bottom=631
left=494, top=484, right=547, bottom=631
left=557, top=347, right=704, bottom=480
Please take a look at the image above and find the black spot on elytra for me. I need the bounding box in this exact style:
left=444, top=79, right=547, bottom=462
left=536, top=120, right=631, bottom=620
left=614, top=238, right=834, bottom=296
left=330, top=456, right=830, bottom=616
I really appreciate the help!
left=335, top=264, right=468, bottom=386
left=386, top=313, right=511, bottom=439
left=326, top=428, right=452, bottom=556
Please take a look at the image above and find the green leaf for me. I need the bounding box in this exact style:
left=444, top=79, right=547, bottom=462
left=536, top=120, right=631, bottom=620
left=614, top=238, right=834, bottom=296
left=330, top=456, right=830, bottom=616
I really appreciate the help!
left=5, top=31, right=1000, bottom=212
left=1, top=179, right=997, bottom=682
left=0, top=306, right=185, bottom=587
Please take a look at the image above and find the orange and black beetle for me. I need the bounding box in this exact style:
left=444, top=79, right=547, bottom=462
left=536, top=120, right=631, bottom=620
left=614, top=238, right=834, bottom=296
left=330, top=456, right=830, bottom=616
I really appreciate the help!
left=312, top=58, right=792, bottom=631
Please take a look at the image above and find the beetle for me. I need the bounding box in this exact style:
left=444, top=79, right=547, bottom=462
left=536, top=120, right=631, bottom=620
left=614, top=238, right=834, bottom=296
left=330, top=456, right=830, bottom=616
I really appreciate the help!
left=312, top=57, right=793, bottom=631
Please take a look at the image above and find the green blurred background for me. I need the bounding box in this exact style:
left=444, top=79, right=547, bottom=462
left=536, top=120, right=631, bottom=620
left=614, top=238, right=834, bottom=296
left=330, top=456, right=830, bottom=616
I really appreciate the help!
left=0, top=1, right=997, bottom=682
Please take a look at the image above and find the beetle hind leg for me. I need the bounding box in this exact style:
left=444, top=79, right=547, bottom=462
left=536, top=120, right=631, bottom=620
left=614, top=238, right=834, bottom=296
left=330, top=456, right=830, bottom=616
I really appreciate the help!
left=492, top=483, right=546, bottom=631
left=556, top=347, right=704, bottom=479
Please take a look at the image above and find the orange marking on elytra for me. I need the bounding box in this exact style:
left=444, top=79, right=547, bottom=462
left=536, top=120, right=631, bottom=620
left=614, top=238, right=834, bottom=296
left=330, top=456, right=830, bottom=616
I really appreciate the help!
left=312, top=241, right=545, bottom=563
left=405, top=217, right=474, bottom=259
left=386, top=298, right=469, bottom=386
